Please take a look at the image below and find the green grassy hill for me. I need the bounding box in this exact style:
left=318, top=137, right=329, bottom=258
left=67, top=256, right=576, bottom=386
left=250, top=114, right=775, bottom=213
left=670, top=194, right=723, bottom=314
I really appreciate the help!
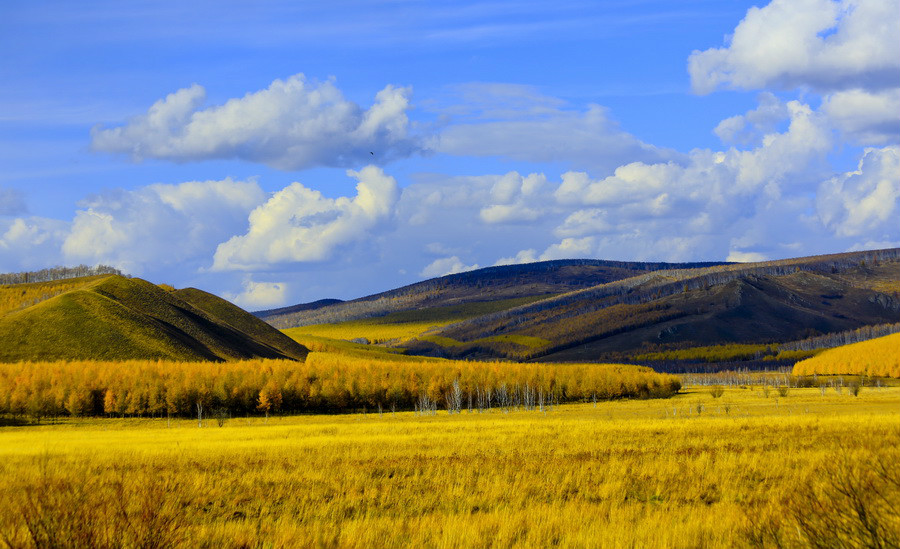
left=0, top=275, right=308, bottom=362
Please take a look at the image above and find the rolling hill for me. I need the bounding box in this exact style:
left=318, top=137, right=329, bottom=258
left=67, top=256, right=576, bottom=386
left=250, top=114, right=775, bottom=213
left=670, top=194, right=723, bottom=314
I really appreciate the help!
left=793, top=331, right=900, bottom=378
left=258, top=258, right=731, bottom=328
left=267, top=249, right=900, bottom=363
left=0, top=275, right=308, bottom=362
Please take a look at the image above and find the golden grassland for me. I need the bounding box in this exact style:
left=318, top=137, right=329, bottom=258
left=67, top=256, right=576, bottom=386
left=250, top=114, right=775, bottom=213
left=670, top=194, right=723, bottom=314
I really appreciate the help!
left=0, top=277, right=104, bottom=317
left=418, top=333, right=551, bottom=350
left=283, top=296, right=551, bottom=345
left=0, top=385, right=898, bottom=549
left=287, top=320, right=446, bottom=344
left=793, top=332, right=900, bottom=378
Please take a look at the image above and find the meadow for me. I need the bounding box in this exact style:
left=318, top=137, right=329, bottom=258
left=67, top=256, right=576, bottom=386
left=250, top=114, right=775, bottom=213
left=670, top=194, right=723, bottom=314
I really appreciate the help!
left=1, top=384, right=898, bottom=549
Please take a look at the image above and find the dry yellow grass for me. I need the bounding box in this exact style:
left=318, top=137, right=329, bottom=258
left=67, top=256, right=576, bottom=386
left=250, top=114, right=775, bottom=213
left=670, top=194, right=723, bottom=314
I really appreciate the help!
left=1, top=385, right=897, bottom=548
left=285, top=320, right=447, bottom=343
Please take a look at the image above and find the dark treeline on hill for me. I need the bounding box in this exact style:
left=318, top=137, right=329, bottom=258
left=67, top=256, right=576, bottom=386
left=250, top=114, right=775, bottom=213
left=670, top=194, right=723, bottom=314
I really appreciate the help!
left=0, top=264, right=123, bottom=285
left=259, top=259, right=732, bottom=328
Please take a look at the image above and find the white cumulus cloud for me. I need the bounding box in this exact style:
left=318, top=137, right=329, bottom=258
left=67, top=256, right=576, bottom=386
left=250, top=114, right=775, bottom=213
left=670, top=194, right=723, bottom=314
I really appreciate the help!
left=714, top=92, right=790, bottom=146
left=212, top=165, right=399, bottom=271
left=821, top=88, right=900, bottom=145
left=420, top=256, right=480, bottom=278
left=689, top=0, right=900, bottom=94
left=61, top=178, right=265, bottom=275
left=0, top=217, right=69, bottom=271
left=479, top=172, right=547, bottom=224
left=223, top=278, right=289, bottom=309
left=817, top=145, right=900, bottom=241
left=91, top=74, right=419, bottom=170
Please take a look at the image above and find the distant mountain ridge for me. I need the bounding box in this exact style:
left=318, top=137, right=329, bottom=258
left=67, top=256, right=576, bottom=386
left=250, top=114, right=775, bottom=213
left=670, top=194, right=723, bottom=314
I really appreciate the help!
left=0, top=275, right=308, bottom=362
left=261, top=249, right=900, bottom=362
left=258, top=258, right=732, bottom=328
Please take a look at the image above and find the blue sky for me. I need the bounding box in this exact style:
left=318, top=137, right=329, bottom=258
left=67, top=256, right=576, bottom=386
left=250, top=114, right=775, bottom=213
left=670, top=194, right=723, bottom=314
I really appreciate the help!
left=1, top=0, right=898, bottom=308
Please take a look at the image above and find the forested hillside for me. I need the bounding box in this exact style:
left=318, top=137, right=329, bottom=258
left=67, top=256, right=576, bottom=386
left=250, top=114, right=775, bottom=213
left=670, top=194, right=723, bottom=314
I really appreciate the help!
left=260, top=259, right=731, bottom=328
left=272, top=249, right=900, bottom=363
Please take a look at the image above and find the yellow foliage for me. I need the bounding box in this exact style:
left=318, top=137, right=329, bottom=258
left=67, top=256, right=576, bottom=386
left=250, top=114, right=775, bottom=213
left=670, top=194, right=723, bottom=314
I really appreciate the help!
left=634, top=344, right=772, bottom=363
left=0, top=355, right=680, bottom=418
left=793, top=332, right=900, bottom=378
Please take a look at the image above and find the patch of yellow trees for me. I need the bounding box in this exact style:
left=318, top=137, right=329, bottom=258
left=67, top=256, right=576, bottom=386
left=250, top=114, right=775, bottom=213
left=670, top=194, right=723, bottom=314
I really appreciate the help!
left=793, top=332, right=900, bottom=378
left=0, top=353, right=680, bottom=420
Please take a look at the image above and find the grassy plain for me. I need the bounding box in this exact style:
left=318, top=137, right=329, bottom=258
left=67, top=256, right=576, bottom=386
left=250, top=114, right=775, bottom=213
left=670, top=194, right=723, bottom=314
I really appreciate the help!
left=1, top=385, right=898, bottom=548
left=281, top=296, right=550, bottom=344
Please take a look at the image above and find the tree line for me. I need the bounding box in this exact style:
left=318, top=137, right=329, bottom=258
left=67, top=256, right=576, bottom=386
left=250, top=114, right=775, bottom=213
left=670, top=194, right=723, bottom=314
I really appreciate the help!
left=0, top=354, right=681, bottom=421
left=0, top=265, right=123, bottom=286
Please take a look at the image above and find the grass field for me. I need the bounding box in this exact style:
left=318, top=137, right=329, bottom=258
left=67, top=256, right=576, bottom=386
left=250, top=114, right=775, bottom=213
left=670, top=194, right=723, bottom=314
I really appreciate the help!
left=281, top=296, right=551, bottom=344
left=1, top=385, right=897, bottom=548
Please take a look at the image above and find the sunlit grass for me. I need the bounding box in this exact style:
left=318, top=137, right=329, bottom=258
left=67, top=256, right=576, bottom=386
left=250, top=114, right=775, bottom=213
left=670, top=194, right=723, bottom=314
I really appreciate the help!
left=1, top=386, right=897, bottom=548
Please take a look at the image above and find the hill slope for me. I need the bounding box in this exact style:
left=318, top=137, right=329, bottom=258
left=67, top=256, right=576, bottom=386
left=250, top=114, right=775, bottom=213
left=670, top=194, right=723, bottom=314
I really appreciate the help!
left=406, top=249, right=900, bottom=360
left=259, top=259, right=731, bottom=329
left=0, top=275, right=308, bottom=362
left=266, top=249, right=899, bottom=362
left=793, top=332, right=900, bottom=378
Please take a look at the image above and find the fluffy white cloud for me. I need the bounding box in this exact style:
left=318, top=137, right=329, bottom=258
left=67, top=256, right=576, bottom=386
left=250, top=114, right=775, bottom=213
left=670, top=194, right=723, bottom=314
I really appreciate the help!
left=431, top=84, right=679, bottom=173
left=690, top=0, right=900, bottom=149
left=494, top=249, right=539, bottom=266
left=481, top=98, right=841, bottom=265
left=817, top=145, right=900, bottom=240
left=554, top=209, right=614, bottom=238
left=557, top=100, right=831, bottom=211
left=212, top=165, right=399, bottom=270
left=726, top=251, right=770, bottom=263
left=537, top=237, right=596, bottom=261
left=689, top=0, right=900, bottom=94
left=821, top=89, right=900, bottom=145
left=224, top=278, right=289, bottom=309
left=0, top=217, right=69, bottom=271
left=420, top=256, right=480, bottom=278
left=91, top=74, right=418, bottom=170
left=714, top=92, right=789, bottom=146
left=61, top=178, right=265, bottom=275
left=479, top=172, right=547, bottom=224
